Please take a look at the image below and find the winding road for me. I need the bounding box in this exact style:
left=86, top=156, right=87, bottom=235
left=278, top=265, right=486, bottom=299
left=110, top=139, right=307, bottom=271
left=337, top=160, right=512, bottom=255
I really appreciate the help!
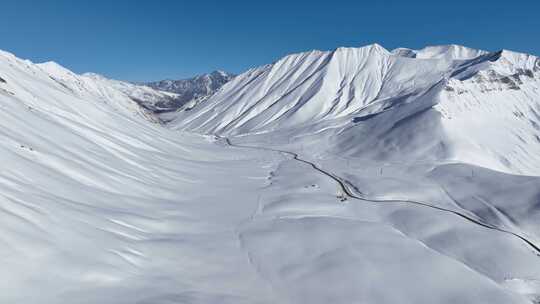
left=218, top=136, right=540, bottom=256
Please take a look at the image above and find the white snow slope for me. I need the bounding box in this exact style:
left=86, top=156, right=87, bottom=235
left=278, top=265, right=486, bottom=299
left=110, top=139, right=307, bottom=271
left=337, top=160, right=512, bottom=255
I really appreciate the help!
left=171, top=44, right=540, bottom=175
left=1, top=45, right=540, bottom=304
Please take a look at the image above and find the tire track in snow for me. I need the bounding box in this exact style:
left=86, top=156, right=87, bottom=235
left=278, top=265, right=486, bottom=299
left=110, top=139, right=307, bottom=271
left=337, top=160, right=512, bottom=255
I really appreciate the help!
left=218, top=136, right=540, bottom=256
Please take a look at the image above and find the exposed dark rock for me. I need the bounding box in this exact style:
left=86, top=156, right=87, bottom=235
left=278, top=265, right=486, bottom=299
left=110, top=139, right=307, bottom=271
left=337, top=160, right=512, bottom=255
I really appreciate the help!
left=144, top=71, right=234, bottom=111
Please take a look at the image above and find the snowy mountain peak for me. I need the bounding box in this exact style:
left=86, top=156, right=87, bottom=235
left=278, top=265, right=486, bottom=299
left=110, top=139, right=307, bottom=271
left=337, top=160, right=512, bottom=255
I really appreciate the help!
left=81, top=72, right=109, bottom=80
left=416, top=44, right=488, bottom=60
left=211, top=69, right=231, bottom=77
left=0, top=55, right=182, bottom=120
left=275, top=43, right=390, bottom=67
left=170, top=43, right=469, bottom=135
left=169, top=43, right=540, bottom=175
left=498, top=49, right=540, bottom=70
left=390, top=47, right=418, bottom=58
left=144, top=70, right=235, bottom=111
left=390, top=44, right=488, bottom=61
left=335, top=43, right=390, bottom=54
left=0, top=49, right=31, bottom=64
left=36, top=61, right=78, bottom=79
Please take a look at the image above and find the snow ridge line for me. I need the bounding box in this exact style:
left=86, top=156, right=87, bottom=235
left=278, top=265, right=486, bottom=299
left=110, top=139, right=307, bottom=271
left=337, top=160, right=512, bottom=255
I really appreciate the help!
left=218, top=136, right=540, bottom=256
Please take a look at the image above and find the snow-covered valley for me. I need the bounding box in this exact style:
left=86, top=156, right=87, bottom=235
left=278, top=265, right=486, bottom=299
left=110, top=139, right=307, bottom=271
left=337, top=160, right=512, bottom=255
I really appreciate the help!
left=1, top=44, right=540, bottom=303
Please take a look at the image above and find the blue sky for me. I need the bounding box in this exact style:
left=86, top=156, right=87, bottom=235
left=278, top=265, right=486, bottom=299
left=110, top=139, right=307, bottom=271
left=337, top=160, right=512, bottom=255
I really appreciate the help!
left=1, top=0, right=538, bottom=82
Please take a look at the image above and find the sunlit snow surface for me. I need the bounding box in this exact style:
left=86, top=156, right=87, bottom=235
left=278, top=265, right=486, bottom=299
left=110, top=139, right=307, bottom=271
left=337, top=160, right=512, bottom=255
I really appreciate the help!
left=1, top=45, right=540, bottom=303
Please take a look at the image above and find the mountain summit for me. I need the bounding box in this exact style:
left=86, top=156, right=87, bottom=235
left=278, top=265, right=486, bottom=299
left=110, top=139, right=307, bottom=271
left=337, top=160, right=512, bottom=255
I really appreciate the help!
left=144, top=70, right=235, bottom=111
left=169, top=44, right=540, bottom=175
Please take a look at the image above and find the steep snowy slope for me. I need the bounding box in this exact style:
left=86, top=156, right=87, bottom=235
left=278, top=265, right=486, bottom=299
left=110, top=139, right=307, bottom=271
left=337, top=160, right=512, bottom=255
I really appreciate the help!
left=437, top=50, right=540, bottom=173
left=2, top=47, right=540, bottom=304
left=0, top=50, right=285, bottom=303
left=171, top=44, right=540, bottom=175
left=35, top=61, right=179, bottom=117
left=169, top=44, right=482, bottom=134
left=83, top=72, right=182, bottom=113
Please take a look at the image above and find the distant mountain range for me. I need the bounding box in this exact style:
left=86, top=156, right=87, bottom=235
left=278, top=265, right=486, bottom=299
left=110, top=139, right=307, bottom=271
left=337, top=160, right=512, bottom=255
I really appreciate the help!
left=142, top=70, right=235, bottom=112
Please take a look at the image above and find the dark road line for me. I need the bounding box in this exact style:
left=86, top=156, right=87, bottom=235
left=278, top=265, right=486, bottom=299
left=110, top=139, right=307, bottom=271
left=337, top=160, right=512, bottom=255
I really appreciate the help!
left=218, top=136, right=540, bottom=256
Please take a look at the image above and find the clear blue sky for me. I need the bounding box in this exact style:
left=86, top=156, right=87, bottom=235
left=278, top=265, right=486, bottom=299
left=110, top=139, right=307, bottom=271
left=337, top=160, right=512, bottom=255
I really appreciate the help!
left=1, top=0, right=538, bottom=82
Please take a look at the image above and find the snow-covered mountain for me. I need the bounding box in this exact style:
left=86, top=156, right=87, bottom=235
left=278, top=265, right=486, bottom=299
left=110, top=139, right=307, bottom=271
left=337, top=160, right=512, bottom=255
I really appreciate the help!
left=145, top=70, right=234, bottom=112
left=2, top=45, right=540, bottom=304
left=33, top=61, right=181, bottom=117
left=170, top=44, right=540, bottom=175
left=169, top=44, right=486, bottom=133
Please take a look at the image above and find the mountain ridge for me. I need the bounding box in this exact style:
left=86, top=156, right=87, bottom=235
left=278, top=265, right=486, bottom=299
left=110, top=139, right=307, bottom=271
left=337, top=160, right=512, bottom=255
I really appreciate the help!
left=144, top=70, right=235, bottom=112
left=167, top=43, right=540, bottom=175
left=2, top=44, right=540, bottom=303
